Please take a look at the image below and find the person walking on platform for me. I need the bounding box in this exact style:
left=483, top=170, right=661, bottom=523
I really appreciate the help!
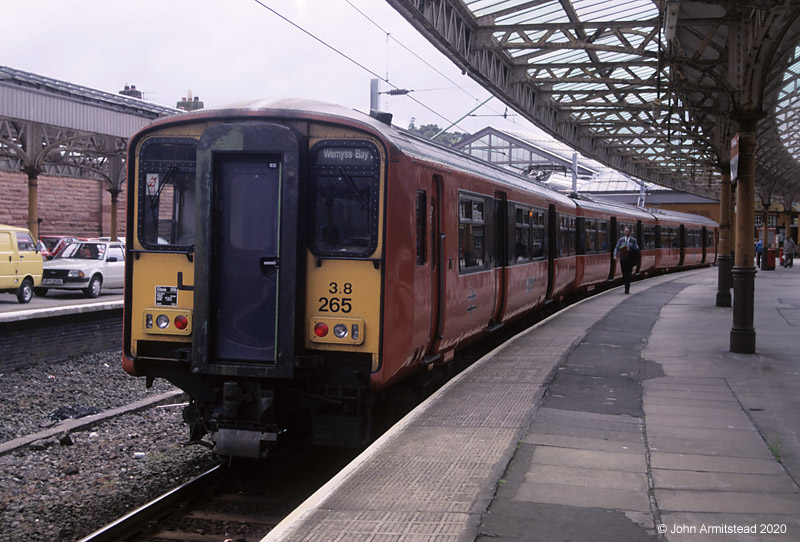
left=756, top=239, right=763, bottom=267
left=784, top=236, right=796, bottom=268
left=614, top=226, right=639, bottom=294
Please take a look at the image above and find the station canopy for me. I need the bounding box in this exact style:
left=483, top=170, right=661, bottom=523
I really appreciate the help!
left=388, top=0, right=800, bottom=206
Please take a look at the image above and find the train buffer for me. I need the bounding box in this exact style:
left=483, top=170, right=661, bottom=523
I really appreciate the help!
left=264, top=266, right=800, bottom=541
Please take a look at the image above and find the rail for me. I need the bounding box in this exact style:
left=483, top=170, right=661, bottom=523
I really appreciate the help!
left=76, top=464, right=223, bottom=542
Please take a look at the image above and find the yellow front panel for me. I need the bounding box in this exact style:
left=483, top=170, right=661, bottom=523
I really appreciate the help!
left=304, top=124, right=385, bottom=372
left=129, top=252, right=194, bottom=356
left=304, top=254, right=381, bottom=359
left=128, top=127, right=205, bottom=357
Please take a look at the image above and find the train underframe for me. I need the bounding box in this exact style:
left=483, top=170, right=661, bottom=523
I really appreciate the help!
left=141, top=354, right=374, bottom=458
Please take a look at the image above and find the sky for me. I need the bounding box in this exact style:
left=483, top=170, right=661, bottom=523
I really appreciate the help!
left=1, top=0, right=550, bottom=138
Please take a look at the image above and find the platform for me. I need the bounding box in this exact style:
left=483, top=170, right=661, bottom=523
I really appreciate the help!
left=0, top=294, right=122, bottom=371
left=264, top=266, right=800, bottom=541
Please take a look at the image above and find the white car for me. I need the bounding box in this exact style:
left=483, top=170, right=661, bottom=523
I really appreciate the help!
left=36, top=241, right=125, bottom=298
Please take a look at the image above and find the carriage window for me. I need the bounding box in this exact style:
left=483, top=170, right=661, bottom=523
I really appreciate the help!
left=512, top=205, right=545, bottom=263
left=310, top=141, right=380, bottom=257
left=559, top=214, right=576, bottom=257
left=661, top=226, right=678, bottom=248
left=532, top=209, right=546, bottom=259
left=585, top=220, right=598, bottom=253
left=643, top=225, right=656, bottom=249
left=598, top=221, right=608, bottom=252
left=138, top=139, right=197, bottom=248
left=514, top=205, right=532, bottom=263
left=459, top=195, right=486, bottom=271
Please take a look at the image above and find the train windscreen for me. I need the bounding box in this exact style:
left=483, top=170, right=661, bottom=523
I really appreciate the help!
left=138, top=139, right=197, bottom=249
left=309, top=141, right=380, bottom=257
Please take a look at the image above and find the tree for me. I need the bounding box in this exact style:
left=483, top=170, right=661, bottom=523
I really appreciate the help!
left=406, top=122, right=467, bottom=147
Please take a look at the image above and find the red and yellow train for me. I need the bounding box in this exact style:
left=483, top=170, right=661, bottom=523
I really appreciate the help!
left=123, top=99, right=717, bottom=457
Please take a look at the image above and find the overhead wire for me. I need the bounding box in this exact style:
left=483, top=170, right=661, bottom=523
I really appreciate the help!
left=250, top=0, right=478, bottom=132
left=343, top=0, right=517, bottom=122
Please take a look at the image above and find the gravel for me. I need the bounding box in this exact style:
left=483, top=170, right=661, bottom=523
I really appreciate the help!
left=0, top=351, right=219, bottom=541
left=0, top=351, right=177, bottom=442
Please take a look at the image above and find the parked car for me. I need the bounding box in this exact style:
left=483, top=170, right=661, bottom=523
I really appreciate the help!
left=0, top=224, right=43, bottom=303
left=36, top=241, right=125, bottom=298
left=39, top=235, right=80, bottom=260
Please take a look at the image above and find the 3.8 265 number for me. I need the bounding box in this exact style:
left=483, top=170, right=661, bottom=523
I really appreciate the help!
left=319, top=282, right=353, bottom=313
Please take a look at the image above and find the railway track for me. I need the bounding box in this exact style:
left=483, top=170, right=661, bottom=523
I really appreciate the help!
left=78, top=446, right=359, bottom=542
left=77, top=464, right=224, bottom=542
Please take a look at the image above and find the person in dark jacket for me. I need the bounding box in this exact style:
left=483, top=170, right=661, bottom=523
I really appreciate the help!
left=614, top=226, right=639, bottom=294
left=784, top=236, right=795, bottom=268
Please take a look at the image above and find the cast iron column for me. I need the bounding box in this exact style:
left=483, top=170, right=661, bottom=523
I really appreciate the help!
left=716, top=170, right=732, bottom=307
left=760, top=207, right=770, bottom=270
left=21, top=123, right=43, bottom=240
left=731, top=122, right=757, bottom=354
left=730, top=184, right=736, bottom=269
left=23, top=168, right=40, bottom=239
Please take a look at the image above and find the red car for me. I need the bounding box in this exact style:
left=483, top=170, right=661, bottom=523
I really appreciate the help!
left=39, top=236, right=80, bottom=260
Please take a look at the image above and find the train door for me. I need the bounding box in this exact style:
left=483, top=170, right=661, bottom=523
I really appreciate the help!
left=546, top=204, right=557, bottom=300
left=490, top=191, right=508, bottom=327
left=609, top=217, right=618, bottom=280
left=194, top=123, right=299, bottom=378
left=702, top=226, right=709, bottom=263
left=419, top=174, right=445, bottom=361
left=635, top=221, right=643, bottom=273
left=679, top=225, right=686, bottom=266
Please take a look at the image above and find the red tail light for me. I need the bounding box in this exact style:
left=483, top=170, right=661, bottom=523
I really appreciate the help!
left=314, top=322, right=329, bottom=337
left=174, top=315, right=189, bottom=330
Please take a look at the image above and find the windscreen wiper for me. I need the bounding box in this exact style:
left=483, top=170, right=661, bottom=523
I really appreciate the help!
left=338, top=167, right=370, bottom=211
left=148, top=166, right=176, bottom=230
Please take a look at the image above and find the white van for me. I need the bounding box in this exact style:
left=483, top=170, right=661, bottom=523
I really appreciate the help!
left=0, top=224, right=44, bottom=303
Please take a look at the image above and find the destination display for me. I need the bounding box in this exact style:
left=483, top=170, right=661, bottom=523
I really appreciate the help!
left=315, top=146, right=374, bottom=166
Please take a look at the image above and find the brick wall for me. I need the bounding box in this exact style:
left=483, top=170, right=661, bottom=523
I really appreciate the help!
left=0, top=171, right=126, bottom=237
left=0, top=309, right=123, bottom=371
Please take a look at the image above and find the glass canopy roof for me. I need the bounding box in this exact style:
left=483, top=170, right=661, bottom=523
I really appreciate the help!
left=389, top=0, right=800, bottom=205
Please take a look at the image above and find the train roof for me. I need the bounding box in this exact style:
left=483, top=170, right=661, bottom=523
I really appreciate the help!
left=153, top=98, right=577, bottom=208
left=141, top=99, right=716, bottom=228
left=575, top=193, right=717, bottom=227
left=644, top=206, right=718, bottom=227
left=572, top=194, right=653, bottom=219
